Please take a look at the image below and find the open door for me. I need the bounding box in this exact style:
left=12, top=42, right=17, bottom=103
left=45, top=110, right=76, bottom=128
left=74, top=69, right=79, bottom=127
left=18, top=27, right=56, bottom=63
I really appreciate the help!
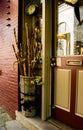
left=51, top=2, right=83, bottom=130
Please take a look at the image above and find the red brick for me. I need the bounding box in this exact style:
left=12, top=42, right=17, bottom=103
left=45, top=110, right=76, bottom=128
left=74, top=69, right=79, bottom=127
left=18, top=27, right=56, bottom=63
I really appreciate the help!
left=0, top=0, right=18, bottom=119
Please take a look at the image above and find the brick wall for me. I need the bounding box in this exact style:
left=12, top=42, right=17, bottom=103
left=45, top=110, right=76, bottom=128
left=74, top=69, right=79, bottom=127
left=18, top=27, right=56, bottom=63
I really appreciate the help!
left=0, top=0, right=18, bottom=119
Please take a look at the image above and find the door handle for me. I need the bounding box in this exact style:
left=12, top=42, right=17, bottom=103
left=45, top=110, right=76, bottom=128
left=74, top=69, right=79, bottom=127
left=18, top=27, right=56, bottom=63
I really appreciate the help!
left=66, top=60, right=83, bottom=66
left=50, top=58, right=56, bottom=67
left=50, top=62, right=56, bottom=67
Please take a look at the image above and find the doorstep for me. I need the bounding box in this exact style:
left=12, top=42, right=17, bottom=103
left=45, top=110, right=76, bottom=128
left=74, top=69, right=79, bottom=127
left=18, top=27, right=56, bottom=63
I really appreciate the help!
left=15, top=111, right=60, bottom=130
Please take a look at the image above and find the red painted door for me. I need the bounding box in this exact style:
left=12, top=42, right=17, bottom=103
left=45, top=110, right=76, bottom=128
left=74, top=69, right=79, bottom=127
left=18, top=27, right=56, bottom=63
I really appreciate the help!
left=51, top=56, right=83, bottom=130
left=51, top=2, right=83, bottom=130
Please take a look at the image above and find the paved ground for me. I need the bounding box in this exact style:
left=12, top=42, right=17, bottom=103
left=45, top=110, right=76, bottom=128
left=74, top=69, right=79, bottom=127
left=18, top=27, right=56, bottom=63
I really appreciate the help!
left=0, top=107, right=76, bottom=130
left=0, top=107, right=12, bottom=130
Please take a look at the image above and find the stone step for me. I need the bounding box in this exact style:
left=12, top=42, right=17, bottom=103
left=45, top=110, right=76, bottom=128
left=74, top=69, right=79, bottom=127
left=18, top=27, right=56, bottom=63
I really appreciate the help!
left=15, top=111, right=60, bottom=130
left=5, top=120, right=28, bottom=130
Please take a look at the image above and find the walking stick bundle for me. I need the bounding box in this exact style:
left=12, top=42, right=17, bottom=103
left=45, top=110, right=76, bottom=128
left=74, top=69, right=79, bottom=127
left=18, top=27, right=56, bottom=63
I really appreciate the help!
left=12, top=28, right=27, bottom=76
left=25, top=23, right=31, bottom=77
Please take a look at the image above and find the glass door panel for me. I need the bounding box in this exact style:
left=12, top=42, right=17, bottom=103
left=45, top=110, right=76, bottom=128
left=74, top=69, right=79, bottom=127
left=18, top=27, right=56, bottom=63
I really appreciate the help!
left=57, top=3, right=83, bottom=56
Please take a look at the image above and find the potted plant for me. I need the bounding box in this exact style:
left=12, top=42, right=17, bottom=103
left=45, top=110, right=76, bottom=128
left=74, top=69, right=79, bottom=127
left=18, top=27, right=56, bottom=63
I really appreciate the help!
left=12, top=21, right=42, bottom=117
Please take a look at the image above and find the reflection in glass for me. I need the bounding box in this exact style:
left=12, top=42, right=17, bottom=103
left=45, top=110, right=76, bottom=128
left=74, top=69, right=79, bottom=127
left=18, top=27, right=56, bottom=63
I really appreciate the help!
left=57, top=3, right=83, bottom=56
left=57, top=33, right=70, bottom=56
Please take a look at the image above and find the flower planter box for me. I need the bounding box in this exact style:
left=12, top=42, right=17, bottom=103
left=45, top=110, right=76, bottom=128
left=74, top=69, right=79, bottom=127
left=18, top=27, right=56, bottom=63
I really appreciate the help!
left=20, top=75, right=36, bottom=117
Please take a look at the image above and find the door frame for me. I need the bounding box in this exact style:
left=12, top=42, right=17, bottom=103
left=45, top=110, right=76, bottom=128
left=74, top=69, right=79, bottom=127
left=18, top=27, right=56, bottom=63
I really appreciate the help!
left=41, top=0, right=58, bottom=120
left=41, top=0, right=52, bottom=120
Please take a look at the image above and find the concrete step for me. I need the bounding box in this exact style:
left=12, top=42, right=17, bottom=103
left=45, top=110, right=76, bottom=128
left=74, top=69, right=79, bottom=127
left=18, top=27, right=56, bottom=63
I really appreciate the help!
left=15, top=111, right=60, bottom=130
left=5, top=120, right=28, bottom=130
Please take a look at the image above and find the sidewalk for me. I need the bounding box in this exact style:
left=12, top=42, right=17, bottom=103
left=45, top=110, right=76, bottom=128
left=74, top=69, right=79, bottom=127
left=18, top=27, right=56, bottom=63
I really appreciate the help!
left=0, top=107, right=76, bottom=130
left=0, top=107, right=60, bottom=130
left=0, top=107, right=12, bottom=130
